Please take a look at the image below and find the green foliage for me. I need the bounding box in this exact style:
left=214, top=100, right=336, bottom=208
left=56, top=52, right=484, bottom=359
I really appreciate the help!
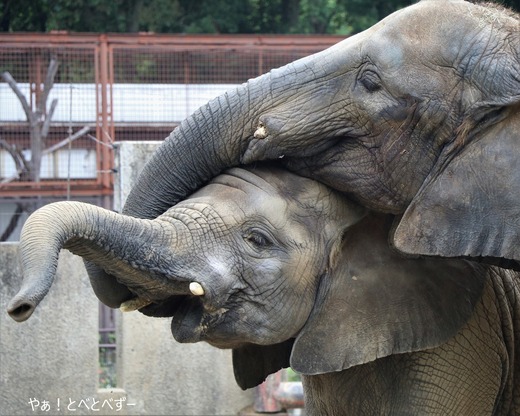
left=503, top=0, right=520, bottom=11
left=0, top=0, right=413, bottom=35
left=1, top=0, right=519, bottom=35
left=290, top=0, right=349, bottom=34
left=138, top=0, right=184, bottom=33
left=99, top=332, right=117, bottom=388
left=99, top=347, right=117, bottom=388
left=1, top=0, right=51, bottom=31
left=45, top=0, right=126, bottom=32
left=180, top=0, right=256, bottom=33
left=286, top=367, right=302, bottom=381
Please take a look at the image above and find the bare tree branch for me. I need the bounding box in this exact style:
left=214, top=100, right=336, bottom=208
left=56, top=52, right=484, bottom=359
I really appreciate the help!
left=0, top=125, right=92, bottom=186
left=1, top=171, right=22, bottom=184
left=0, top=138, right=30, bottom=184
left=41, top=98, right=58, bottom=138
left=2, top=58, right=60, bottom=183
left=0, top=139, right=27, bottom=172
left=39, top=56, right=59, bottom=112
left=43, top=126, right=91, bottom=155
left=1, top=71, right=33, bottom=122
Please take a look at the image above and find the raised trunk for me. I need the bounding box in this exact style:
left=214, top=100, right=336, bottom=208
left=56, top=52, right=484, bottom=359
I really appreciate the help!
left=7, top=201, right=189, bottom=322
left=121, top=77, right=265, bottom=219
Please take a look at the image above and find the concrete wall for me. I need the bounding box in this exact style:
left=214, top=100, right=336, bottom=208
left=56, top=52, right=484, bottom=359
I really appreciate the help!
left=0, top=141, right=253, bottom=415
left=113, top=141, right=253, bottom=415
left=0, top=246, right=104, bottom=415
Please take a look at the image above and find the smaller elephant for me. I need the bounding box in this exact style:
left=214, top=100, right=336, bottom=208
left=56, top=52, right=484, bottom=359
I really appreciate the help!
left=7, top=165, right=520, bottom=415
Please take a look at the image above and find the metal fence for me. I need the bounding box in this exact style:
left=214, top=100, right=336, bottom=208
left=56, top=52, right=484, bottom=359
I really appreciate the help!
left=0, top=32, right=344, bottom=200
left=1, top=36, right=111, bottom=197
left=99, top=302, right=117, bottom=388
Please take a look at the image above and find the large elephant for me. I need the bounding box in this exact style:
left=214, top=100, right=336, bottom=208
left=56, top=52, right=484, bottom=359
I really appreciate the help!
left=86, top=0, right=520, bottom=307
left=7, top=166, right=520, bottom=415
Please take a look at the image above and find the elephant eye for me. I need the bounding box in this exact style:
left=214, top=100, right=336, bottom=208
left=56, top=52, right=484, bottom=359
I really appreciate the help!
left=244, top=229, right=274, bottom=250
left=359, top=70, right=382, bottom=92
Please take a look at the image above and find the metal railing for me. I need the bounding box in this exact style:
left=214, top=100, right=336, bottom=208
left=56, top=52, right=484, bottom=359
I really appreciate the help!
left=0, top=32, right=344, bottom=198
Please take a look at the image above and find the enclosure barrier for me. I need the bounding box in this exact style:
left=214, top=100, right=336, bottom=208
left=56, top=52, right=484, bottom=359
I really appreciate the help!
left=252, top=372, right=305, bottom=414
left=0, top=32, right=344, bottom=198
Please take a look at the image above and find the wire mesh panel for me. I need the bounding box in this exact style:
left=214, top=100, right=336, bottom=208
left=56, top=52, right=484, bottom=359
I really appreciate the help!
left=0, top=46, right=101, bottom=186
left=109, top=36, right=342, bottom=141
left=1, top=33, right=343, bottom=195
left=0, top=33, right=342, bottom=241
left=99, top=302, right=117, bottom=388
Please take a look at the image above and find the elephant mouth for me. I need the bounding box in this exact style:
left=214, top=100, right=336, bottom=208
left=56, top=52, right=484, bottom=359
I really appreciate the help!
left=137, top=295, right=225, bottom=343
left=118, top=272, right=229, bottom=344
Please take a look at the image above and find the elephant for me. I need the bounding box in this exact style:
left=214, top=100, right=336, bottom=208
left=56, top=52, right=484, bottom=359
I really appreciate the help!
left=82, top=0, right=520, bottom=309
left=7, top=165, right=520, bottom=415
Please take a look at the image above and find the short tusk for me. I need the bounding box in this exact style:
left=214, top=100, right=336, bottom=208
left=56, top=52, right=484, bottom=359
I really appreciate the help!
left=120, top=297, right=152, bottom=312
left=189, top=282, right=205, bottom=296
left=254, top=124, right=268, bottom=139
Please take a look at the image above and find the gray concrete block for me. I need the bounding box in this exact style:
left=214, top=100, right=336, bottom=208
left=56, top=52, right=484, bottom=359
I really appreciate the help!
left=0, top=141, right=253, bottom=415
left=112, top=141, right=253, bottom=415
left=117, top=311, right=250, bottom=415
left=0, top=245, right=99, bottom=415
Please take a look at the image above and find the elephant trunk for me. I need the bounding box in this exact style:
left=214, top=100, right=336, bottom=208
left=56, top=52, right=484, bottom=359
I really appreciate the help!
left=90, top=44, right=346, bottom=307
left=7, top=201, right=190, bottom=322
left=121, top=78, right=264, bottom=220
left=122, top=44, right=341, bottom=220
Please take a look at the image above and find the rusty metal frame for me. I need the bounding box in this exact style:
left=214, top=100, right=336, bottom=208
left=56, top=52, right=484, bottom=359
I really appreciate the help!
left=0, top=32, right=344, bottom=198
left=95, top=34, right=115, bottom=190
left=0, top=32, right=345, bottom=51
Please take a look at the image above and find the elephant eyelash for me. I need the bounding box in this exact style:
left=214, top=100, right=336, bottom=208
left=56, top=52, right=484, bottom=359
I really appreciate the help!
left=359, top=70, right=382, bottom=93
left=243, top=229, right=275, bottom=250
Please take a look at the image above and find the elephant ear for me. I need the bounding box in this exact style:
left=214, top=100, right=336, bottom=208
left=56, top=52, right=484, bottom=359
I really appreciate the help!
left=393, top=109, right=520, bottom=267
left=290, top=214, right=488, bottom=375
left=394, top=31, right=520, bottom=265
left=232, top=340, right=294, bottom=390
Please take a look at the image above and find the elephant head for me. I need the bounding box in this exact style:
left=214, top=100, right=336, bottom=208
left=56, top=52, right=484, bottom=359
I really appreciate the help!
left=7, top=165, right=488, bottom=390
left=108, top=0, right=519, bottom=271
left=7, top=165, right=365, bottom=331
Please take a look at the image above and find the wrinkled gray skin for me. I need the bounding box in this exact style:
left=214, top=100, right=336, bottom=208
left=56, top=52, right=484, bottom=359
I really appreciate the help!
left=7, top=166, right=520, bottom=415
left=86, top=0, right=520, bottom=307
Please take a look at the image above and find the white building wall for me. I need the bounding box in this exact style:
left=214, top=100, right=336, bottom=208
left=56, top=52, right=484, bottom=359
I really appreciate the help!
left=0, top=83, right=238, bottom=123
left=0, top=82, right=238, bottom=180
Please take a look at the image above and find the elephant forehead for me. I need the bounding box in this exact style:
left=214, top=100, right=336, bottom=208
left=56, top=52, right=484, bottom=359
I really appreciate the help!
left=355, top=0, right=486, bottom=94
left=225, top=190, right=289, bottom=220
left=182, top=183, right=290, bottom=224
left=367, top=1, right=481, bottom=60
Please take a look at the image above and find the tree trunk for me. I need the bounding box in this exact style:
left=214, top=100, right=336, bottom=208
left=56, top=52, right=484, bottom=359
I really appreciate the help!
left=1, top=57, right=59, bottom=183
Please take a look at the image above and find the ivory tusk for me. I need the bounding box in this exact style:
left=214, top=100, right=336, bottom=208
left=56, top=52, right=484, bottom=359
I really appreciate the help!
left=189, top=282, right=205, bottom=296
left=120, top=297, right=153, bottom=312
left=254, top=124, right=268, bottom=139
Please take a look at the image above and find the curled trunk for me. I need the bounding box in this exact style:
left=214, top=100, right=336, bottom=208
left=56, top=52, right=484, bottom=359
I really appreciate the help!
left=7, top=201, right=188, bottom=322
left=122, top=44, right=343, bottom=219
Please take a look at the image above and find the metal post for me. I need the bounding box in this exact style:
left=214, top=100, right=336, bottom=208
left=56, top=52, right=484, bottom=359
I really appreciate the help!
left=96, top=34, right=114, bottom=190
left=254, top=372, right=283, bottom=413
